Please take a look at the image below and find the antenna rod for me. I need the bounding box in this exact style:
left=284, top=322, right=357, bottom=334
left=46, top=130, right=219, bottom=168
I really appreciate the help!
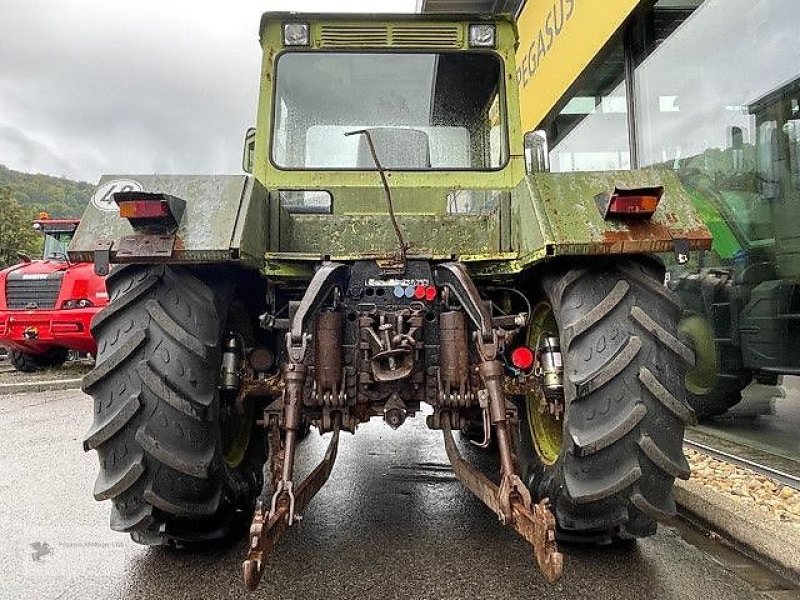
left=345, top=129, right=407, bottom=269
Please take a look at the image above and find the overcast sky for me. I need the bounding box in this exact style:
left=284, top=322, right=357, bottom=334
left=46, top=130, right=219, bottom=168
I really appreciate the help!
left=0, top=0, right=416, bottom=183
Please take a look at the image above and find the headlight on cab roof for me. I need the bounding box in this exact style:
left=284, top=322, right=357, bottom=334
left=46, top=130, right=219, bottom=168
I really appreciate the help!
left=469, top=24, right=495, bottom=48
left=283, top=22, right=310, bottom=46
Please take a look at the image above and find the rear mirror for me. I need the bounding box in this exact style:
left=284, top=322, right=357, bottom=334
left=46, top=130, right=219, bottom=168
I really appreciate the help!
left=242, top=127, right=256, bottom=174
left=524, top=130, right=550, bottom=174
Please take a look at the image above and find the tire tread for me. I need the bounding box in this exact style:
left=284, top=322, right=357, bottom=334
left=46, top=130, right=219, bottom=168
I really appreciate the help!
left=519, top=257, right=694, bottom=540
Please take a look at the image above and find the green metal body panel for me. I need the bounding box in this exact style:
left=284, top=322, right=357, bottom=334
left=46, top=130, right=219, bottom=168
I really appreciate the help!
left=280, top=214, right=501, bottom=256
left=71, top=12, right=711, bottom=280
left=250, top=13, right=710, bottom=279
left=526, top=169, right=711, bottom=257
left=69, top=175, right=269, bottom=268
left=683, top=188, right=742, bottom=261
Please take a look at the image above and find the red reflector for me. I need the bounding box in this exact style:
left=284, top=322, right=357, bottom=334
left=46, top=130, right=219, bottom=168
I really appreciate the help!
left=118, top=200, right=169, bottom=219
left=52, top=322, right=82, bottom=333
left=413, top=285, right=426, bottom=300
left=510, top=346, right=535, bottom=371
left=595, top=186, right=664, bottom=220
left=607, top=195, right=659, bottom=216
left=424, top=286, right=437, bottom=302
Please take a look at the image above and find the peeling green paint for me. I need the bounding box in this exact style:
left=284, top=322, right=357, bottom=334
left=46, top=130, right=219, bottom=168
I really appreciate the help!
left=71, top=13, right=711, bottom=283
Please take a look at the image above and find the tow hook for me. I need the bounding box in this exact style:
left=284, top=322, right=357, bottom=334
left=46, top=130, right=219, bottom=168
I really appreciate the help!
left=23, top=327, right=39, bottom=340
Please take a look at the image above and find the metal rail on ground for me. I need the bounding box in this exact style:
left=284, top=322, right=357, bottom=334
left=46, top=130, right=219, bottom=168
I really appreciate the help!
left=684, top=438, right=800, bottom=492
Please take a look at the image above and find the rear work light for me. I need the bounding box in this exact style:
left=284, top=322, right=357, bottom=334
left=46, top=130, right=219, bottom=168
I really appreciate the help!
left=469, top=23, right=495, bottom=48
left=283, top=22, right=309, bottom=46
left=114, top=191, right=185, bottom=234
left=595, top=186, right=664, bottom=219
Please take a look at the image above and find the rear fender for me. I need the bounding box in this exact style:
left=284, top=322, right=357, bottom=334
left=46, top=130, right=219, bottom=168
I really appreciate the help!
left=521, top=168, right=712, bottom=263
left=69, top=175, right=269, bottom=268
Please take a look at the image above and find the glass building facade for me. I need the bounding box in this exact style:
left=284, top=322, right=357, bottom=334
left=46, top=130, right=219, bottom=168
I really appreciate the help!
left=538, top=0, right=800, bottom=418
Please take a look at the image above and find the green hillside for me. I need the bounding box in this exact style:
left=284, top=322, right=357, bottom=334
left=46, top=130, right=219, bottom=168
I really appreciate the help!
left=0, top=163, right=95, bottom=218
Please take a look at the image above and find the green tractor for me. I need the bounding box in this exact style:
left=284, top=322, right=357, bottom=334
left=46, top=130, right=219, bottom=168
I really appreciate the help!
left=671, top=76, right=800, bottom=420
left=71, top=12, right=709, bottom=589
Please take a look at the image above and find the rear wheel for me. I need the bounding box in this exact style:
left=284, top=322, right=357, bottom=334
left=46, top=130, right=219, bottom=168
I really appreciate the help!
left=10, top=346, right=68, bottom=372
left=671, top=271, right=750, bottom=419
left=82, top=265, right=264, bottom=546
left=678, top=312, right=749, bottom=419
left=517, top=258, right=696, bottom=543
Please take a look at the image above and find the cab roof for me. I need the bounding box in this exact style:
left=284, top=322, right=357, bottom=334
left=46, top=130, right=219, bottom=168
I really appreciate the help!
left=258, top=11, right=516, bottom=43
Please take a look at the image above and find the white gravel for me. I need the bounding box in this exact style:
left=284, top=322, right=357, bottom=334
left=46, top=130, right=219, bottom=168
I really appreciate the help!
left=685, top=447, right=800, bottom=528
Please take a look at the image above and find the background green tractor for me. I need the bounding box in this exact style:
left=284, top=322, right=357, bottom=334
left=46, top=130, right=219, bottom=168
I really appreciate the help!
left=670, top=76, right=800, bottom=419
left=70, top=12, right=710, bottom=587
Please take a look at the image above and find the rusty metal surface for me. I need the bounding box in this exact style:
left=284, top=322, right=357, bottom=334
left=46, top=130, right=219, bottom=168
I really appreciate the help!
left=343, top=129, right=410, bottom=270
left=287, top=262, right=348, bottom=348
left=441, top=422, right=563, bottom=583
left=434, top=262, right=495, bottom=340
left=243, top=420, right=341, bottom=591
left=527, top=169, right=713, bottom=257
left=438, top=310, right=470, bottom=402
left=114, top=234, right=175, bottom=259
left=233, top=372, right=283, bottom=414
left=314, top=311, right=345, bottom=406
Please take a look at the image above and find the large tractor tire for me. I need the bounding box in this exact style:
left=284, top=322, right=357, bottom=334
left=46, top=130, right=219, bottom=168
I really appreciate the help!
left=10, top=346, right=68, bottom=372
left=517, top=257, right=696, bottom=543
left=671, top=271, right=750, bottom=419
left=82, top=265, right=264, bottom=546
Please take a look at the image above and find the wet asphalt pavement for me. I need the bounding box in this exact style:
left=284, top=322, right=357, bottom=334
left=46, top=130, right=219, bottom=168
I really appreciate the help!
left=0, top=389, right=791, bottom=600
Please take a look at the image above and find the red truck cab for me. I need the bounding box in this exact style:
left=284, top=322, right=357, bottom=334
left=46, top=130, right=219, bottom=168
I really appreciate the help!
left=0, top=215, right=107, bottom=371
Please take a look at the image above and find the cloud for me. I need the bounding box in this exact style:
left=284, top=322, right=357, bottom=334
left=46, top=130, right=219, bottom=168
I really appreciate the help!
left=0, top=0, right=416, bottom=183
left=0, top=125, right=75, bottom=177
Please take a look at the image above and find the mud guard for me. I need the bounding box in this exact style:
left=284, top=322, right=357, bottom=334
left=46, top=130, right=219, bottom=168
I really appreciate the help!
left=68, top=175, right=269, bottom=268
left=525, top=168, right=712, bottom=261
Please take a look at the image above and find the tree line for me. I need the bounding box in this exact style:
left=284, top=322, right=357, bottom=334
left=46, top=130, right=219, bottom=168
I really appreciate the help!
left=0, top=164, right=94, bottom=268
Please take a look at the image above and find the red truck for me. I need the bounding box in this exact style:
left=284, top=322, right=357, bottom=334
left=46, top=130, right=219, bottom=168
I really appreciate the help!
left=0, top=215, right=107, bottom=371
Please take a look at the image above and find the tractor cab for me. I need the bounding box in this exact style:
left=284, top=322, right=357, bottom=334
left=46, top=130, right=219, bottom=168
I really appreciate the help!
left=33, top=213, right=79, bottom=262
left=247, top=14, right=522, bottom=266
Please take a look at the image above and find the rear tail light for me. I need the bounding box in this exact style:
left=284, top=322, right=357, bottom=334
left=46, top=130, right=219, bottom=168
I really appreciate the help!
left=596, top=186, right=664, bottom=219
left=510, top=345, right=535, bottom=372
left=118, top=200, right=169, bottom=219
left=609, top=194, right=660, bottom=215
left=114, top=191, right=185, bottom=234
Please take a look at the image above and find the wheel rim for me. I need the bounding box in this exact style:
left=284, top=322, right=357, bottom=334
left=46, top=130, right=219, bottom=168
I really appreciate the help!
left=678, top=313, right=717, bottom=395
left=219, top=306, right=257, bottom=470
left=525, top=302, right=563, bottom=466
left=221, top=397, right=254, bottom=469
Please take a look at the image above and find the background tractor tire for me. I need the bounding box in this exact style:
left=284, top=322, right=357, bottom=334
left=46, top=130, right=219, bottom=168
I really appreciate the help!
left=82, top=265, right=264, bottom=546
left=10, top=346, right=68, bottom=372
left=517, top=257, right=696, bottom=543
left=671, top=271, right=750, bottom=420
